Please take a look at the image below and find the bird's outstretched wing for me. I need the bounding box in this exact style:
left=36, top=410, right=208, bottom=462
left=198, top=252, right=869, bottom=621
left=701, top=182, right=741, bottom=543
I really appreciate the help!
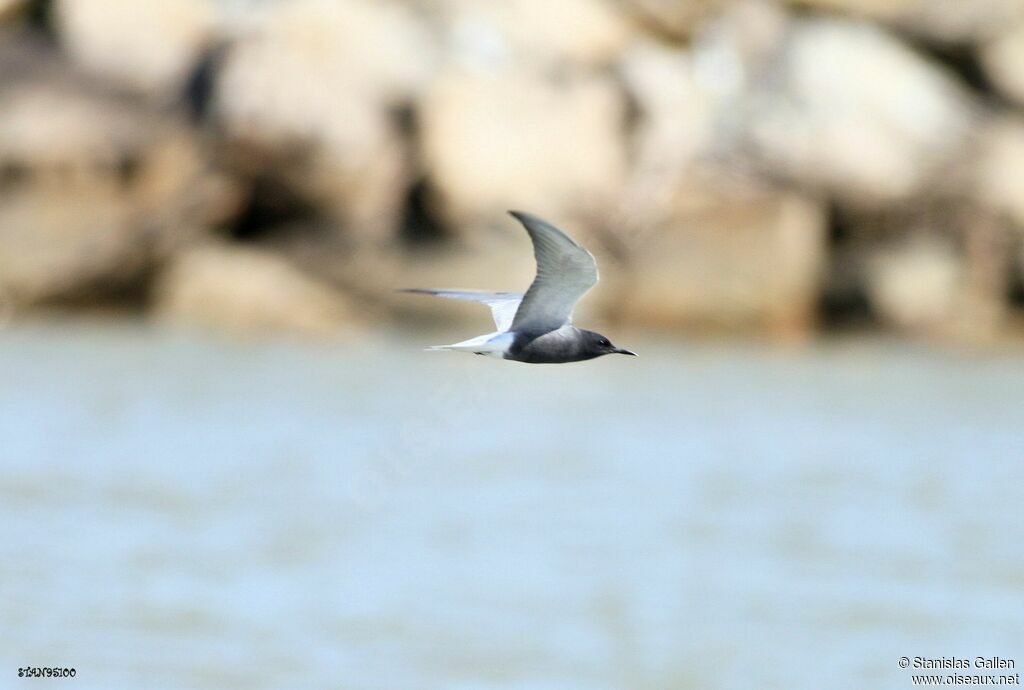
left=399, top=289, right=523, bottom=331
left=508, top=211, right=598, bottom=333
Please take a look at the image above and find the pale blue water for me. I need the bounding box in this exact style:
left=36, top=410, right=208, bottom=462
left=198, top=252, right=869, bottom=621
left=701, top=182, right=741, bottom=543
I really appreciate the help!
left=1, top=320, right=1022, bottom=689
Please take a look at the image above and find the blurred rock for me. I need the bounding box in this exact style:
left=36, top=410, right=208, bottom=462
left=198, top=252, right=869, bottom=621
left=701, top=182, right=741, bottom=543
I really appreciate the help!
left=55, top=0, right=217, bottom=95
left=213, top=0, right=433, bottom=240
left=693, top=2, right=977, bottom=208
left=615, top=12, right=975, bottom=336
left=419, top=67, right=627, bottom=230
left=618, top=41, right=715, bottom=232
left=958, top=211, right=1015, bottom=341
left=865, top=237, right=961, bottom=333
left=0, top=179, right=137, bottom=304
left=972, top=115, right=1024, bottom=226
left=620, top=0, right=729, bottom=40
left=0, top=37, right=240, bottom=306
left=980, top=21, right=1024, bottom=107
left=918, top=0, right=1024, bottom=42
left=609, top=183, right=827, bottom=336
left=791, top=0, right=1024, bottom=44
left=441, top=0, right=630, bottom=68
left=857, top=208, right=1012, bottom=340
left=1, top=0, right=1021, bottom=345
left=154, top=243, right=357, bottom=337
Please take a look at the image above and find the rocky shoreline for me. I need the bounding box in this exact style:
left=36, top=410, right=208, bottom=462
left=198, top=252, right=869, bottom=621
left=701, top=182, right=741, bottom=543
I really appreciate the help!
left=1, top=0, right=1023, bottom=343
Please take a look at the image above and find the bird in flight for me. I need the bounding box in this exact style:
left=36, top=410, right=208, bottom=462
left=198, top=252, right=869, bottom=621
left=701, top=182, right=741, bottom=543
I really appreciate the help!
left=403, top=210, right=636, bottom=364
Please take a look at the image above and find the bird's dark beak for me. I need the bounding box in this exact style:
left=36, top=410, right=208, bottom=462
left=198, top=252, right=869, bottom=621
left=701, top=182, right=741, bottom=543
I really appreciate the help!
left=614, top=347, right=637, bottom=356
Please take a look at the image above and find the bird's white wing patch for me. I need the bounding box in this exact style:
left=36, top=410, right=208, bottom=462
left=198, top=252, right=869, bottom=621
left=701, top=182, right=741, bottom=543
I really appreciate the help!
left=425, top=331, right=515, bottom=358
left=401, top=289, right=522, bottom=331
left=508, top=211, right=598, bottom=333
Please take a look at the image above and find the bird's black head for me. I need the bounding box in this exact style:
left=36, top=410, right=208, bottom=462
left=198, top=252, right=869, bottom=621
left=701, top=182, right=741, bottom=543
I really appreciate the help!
left=579, top=330, right=637, bottom=359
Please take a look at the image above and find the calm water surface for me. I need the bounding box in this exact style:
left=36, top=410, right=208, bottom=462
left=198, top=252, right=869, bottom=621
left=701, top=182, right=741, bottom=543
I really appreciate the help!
left=1, top=321, right=1022, bottom=689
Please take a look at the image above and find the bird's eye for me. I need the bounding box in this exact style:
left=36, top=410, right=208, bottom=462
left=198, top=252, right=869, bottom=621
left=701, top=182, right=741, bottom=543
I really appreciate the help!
left=599, top=339, right=610, bottom=347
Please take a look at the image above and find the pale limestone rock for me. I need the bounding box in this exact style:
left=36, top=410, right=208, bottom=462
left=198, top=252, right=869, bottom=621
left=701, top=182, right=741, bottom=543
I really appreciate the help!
left=0, top=40, right=239, bottom=305
left=154, top=243, right=356, bottom=337
left=972, top=116, right=1024, bottom=226
left=866, top=238, right=961, bottom=332
left=615, top=21, right=964, bottom=336
left=597, top=34, right=831, bottom=336
left=611, top=184, right=827, bottom=337
left=0, top=161, right=235, bottom=305
left=419, top=67, right=627, bottom=229
left=855, top=210, right=1012, bottom=341
left=0, top=180, right=139, bottom=303
left=258, top=0, right=437, bottom=101
left=441, top=0, right=630, bottom=68
left=55, top=0, right=217, bottom=94
left=0, top=138, right=236, bottom=305
left=618, top=41, right=715, bottom=232
left=792, top=0, right=1024, bottom=43
left=214, top=0, right=433, bottom=238
left=0, top=84, right=149, bottom=171
left=692, top=3, right=977, bottom=208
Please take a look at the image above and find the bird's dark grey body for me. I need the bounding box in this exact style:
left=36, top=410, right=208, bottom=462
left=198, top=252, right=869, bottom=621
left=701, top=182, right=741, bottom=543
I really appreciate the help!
left=504, top=326, right=626, bottom=363
left=403, top=211, right=635, bottom=364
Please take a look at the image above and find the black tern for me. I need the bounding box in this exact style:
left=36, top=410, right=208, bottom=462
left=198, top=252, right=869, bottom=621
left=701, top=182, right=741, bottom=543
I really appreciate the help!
left=403, top=210, right=636, bottom=364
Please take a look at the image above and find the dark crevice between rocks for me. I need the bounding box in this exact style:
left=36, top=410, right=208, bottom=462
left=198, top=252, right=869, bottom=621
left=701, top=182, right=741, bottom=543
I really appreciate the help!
left=183, top=41, right=230, bottom=125
left=388, top=101, right=448, bottom=248
left=0, top=161, right=29, bottom=190
left=621, top=79, right=643, bottom=138
left=621, top=6, right=696, bottom=47
left=25, top=0, right=56, bottom=41
left=1008, top=242, right=1024, bottom=313
left=912, top=39, right=1011, bottom=108
left=615, top=71, right=644, bottom=169
left=819, top=274, right=875, bottom=331
left=39, top=272, right=156, bottom=315
left=227, top=177, right=319, bottom=242
left=399, top=177, right=447, bottom=247
left=818, top=203, right=878, bottom=331
left=116, top=154, right=141, bottom=187
left=390, top=102, right=417, bottom=140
